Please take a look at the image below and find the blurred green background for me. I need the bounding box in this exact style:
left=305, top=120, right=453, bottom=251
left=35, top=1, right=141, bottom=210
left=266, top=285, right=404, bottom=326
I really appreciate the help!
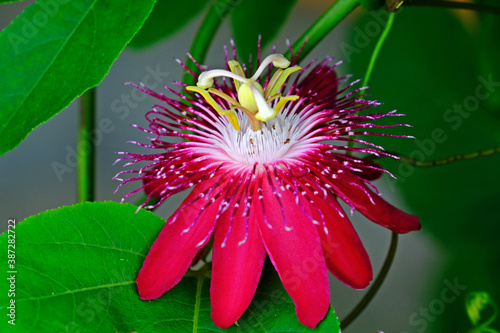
left=344, top=3, right=500, bottom=332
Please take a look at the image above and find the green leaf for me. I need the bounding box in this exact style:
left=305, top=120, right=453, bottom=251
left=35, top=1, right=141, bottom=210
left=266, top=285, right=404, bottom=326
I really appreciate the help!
left=230, top=0, right=298, bottom=63
left=0, top=0, right=156, bottom=157
left=129, top=0, right=209, bottom=48
left=0, top=202, right=340, bottom=332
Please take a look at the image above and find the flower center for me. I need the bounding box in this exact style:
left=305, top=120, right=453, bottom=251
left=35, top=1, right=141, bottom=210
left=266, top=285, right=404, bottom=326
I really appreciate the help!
left=186, top=54, right=301, bottom=132
left=215, top=112, right=300, bottom=165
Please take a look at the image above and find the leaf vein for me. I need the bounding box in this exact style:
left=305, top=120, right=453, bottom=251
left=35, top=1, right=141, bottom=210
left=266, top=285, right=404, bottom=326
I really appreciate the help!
left=1, top=0, right=100, bottom=137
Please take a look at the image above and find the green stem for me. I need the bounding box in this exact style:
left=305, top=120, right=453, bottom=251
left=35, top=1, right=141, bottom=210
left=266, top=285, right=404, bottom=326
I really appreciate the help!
left=182, top=0, right=239, bottom=86
left=78, top=87, right=96, bottom=203
left=341, top=231, right=399, bottom=330
left=285, top=0, right=360, bottom=63
left=362, top=11, right=395, bottom=87
left=347, top=9, right=395, bottom=156
left=403, top=0, right=500, bottom=15
left=391, top=147, right=500, bottom=168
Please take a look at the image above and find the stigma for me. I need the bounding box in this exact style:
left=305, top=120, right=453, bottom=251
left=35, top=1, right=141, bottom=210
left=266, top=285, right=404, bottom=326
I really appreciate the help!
left=187, top=54, right=301, bottom=131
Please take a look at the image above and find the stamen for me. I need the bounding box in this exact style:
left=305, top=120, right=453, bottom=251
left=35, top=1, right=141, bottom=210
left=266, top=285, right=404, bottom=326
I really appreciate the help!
left=228, top=60, right=245, bottom=90
left=275, top=95, right=300, bottom=112
left=267, top=66, right=302, bottom=97
left=186, top=86, right=240, bottom=130
left=208, top=88, right=240, bottom=106
left=264, top=69, right=284, bottom=98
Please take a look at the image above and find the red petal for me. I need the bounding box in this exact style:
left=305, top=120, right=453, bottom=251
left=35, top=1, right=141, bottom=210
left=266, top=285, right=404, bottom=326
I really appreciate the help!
left=303, top=188, right=372, bottom=289
left=211, top=184, right=267, bottom=328
left=136, top=177, right=225, bottom=300
left=255, top=173, right=330, bottom=328
left=333, top=173, right=420, bottom=233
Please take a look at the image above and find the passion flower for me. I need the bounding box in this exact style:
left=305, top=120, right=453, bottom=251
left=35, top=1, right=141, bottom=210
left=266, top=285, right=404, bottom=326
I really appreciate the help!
left=115, top=47, right=420, bottom=328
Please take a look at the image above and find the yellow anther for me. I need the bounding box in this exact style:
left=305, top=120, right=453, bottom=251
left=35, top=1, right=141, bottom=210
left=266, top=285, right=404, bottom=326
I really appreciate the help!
left=219, top=110, right=240, bottom=131
left=208, top=88, right=240, bottom=106
left=186, top=86, right=240, bottom=130
left=268, top=66, right=302, bottom=97
left=228, top=60, right=245, bottom=91
left=186, top=86, right=220, bottom=111
left=275, top=95, right=299, bottom=112
left=264, top=69, right=283, bottom=99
